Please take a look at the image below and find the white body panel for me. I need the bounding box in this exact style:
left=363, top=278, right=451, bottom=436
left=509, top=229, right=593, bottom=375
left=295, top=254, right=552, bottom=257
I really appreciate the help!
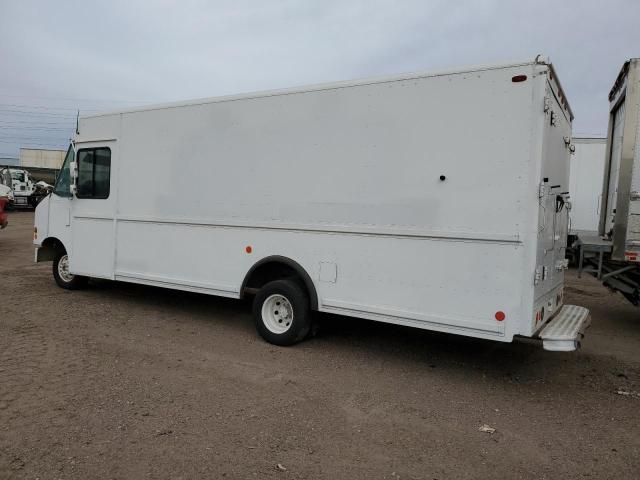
left=568, top=137, right=607, bottom=234
left=35, top=58, right=576, bottom=343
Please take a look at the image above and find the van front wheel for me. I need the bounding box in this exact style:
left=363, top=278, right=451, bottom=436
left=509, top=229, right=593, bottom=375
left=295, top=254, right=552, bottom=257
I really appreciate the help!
left=253, top=279, right=311, bottom=346
left=53, top=252, right=89, bottom=290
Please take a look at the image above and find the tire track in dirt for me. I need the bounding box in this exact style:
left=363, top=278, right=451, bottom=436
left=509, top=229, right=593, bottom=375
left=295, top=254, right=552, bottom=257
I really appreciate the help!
left=0, top=305, right=103, bottom=479
left=0, top=318, right=50, bottom=479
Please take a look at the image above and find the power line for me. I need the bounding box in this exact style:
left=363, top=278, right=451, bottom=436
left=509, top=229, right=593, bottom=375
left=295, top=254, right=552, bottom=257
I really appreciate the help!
left=0, top=126, right=72, bottom=131
left=0, top=131, right=71, bottom=138
left=0, top=109, right=77, bottom=118
left=0, top=132, right=68, bottom=138
left=0, top=120, right=75, bottom=126
left=0, top=140, right=67, bottom=146
left=0, top=102, right=102, bottom=112
left=0, top=92, right=153, bottom=104
left=0, top=127, right=72, bottom=132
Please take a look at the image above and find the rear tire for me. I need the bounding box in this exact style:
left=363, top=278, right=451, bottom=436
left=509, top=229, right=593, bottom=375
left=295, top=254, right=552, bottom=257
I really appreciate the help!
left=53, top=251, right=89, bottom=290
left=253, top=279, right=311, bottom=346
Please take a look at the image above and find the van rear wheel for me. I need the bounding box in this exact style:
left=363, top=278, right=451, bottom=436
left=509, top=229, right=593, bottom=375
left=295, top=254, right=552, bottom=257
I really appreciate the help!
left=53, top=251, right=88, bottom=290
left=253, top=279, right=311, bottom=346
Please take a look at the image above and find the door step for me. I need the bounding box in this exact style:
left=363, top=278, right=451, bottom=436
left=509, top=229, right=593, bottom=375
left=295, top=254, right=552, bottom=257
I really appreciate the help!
left=539, top=305, right=591, bottom=352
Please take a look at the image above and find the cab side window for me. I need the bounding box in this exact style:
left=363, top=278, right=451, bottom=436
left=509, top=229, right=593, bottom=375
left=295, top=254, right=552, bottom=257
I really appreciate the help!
left=77, top=147, right=111, bottom=199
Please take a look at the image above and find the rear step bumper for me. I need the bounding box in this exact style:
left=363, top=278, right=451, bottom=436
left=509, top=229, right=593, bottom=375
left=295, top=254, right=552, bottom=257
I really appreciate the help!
left=538, top=305, right=591, bottom=352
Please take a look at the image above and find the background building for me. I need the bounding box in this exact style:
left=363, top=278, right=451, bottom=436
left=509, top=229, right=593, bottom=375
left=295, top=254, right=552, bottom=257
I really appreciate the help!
left=20, top=148, right=66, bottom=170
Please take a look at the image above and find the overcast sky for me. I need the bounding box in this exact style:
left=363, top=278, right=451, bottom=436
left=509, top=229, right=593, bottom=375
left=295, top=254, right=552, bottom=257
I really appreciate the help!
left=1, top=0, right=639, bottom=158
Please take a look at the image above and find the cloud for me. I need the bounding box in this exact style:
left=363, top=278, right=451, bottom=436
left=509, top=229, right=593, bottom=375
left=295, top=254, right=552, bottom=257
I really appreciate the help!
left=0, top=0, right=639, bottom=156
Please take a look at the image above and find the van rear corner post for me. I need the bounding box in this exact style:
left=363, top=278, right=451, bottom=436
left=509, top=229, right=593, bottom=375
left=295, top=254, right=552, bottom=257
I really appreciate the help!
left=33, top=56, right=590, bottom=350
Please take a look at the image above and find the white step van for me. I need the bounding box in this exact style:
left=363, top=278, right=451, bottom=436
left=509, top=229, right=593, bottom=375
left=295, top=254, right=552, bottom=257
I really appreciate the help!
left=34, top=56, right=590, bottom=350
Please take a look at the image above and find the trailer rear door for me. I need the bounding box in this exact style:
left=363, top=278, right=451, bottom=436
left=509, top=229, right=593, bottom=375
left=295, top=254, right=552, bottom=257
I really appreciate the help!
left=623, top=103, right=640, bottom=253
left=604, top=101, right=626, bottom=232
left=603, top=59, right=640, bottom=260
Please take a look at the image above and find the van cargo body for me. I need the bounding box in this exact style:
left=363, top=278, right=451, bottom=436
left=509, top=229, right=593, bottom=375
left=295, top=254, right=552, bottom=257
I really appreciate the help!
left=600, top=58, right=640, bottom=261
left=34, top=57, right=590, bottom=350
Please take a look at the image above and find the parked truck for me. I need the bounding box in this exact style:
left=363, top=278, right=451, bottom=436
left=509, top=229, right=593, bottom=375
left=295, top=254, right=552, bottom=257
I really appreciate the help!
left=577, top=58, right=640, bottom=304
left=0, top=183, right=11, bottom=229
left=33, top=56, right=590, bottom=350
left=0, top=167, right=49, bottom=208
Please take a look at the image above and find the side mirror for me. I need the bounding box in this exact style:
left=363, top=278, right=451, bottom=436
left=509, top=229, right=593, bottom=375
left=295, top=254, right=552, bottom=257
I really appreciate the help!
left=69, top=161, right=78, bottom=195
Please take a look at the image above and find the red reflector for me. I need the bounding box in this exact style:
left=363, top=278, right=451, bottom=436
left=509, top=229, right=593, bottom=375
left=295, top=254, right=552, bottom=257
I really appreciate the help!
left=512, top=75, right=527, bottom=83
left=495, top=311, right=506, bottom=321
left=245, top=246, right=252, bottom=254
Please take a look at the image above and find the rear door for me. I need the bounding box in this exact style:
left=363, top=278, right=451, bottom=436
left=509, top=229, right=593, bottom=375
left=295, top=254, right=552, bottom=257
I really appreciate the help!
left=534, top=81, right=572, bottom=307
left=604, top=101, right=626, bottom=233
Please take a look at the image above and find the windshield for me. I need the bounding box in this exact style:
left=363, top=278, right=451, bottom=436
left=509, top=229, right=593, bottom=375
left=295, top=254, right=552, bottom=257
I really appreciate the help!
left=53, top=144, right=73, bottom=198
left=11, top=171, right=25, bottom=183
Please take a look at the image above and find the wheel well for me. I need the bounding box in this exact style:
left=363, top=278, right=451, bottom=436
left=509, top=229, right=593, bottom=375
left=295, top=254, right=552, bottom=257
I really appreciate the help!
left=37, top=237, right=66, bottom=262
left=241, top=256, right=318, bottom=310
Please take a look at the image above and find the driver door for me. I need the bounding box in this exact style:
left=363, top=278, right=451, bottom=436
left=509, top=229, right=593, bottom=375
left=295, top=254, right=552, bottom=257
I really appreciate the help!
left=69, top=141, right=116, bottom=278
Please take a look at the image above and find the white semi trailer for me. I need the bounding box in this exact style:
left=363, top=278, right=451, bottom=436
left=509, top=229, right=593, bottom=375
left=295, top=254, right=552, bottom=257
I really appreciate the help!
left=33, top=56, right=590, bottom=350
left=600, top=58, right=640, bottom=256
left=578, top=58, right=640, bottom=304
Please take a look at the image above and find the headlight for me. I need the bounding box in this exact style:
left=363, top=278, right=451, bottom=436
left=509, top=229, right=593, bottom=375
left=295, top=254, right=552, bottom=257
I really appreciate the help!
left=8, top=192, right=14, bottom=201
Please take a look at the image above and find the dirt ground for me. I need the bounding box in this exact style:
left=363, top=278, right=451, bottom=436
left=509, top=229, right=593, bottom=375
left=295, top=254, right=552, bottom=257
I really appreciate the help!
left=1, top=210, right=639, bottom=480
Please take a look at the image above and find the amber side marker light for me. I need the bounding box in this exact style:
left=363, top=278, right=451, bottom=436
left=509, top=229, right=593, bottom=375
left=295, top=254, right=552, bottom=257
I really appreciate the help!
left=33, top=227, right=37, bottom=240
left=512, top=75, right=527, bottom=83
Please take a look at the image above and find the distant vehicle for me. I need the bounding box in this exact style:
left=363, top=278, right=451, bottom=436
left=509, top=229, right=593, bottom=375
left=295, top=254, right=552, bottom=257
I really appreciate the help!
left=0, top=183, right=10, bottom=229
left=33, top=56, right=590, bottom=351
left=0, top=167, right=49, bottom=208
